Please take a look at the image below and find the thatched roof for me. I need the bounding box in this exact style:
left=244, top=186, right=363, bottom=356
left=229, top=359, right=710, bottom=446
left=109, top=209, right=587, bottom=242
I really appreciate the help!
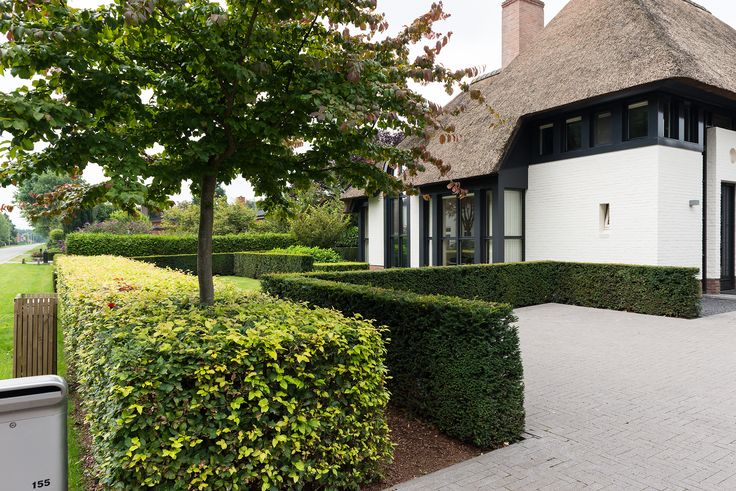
left=346, top=0, right=736, bottom=197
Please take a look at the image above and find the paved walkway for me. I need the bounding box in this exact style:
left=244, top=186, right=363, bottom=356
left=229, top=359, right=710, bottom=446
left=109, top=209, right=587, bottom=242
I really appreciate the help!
left=394, top=304, right=736, bottom=490
left=0, top=243, right=41, bottom=264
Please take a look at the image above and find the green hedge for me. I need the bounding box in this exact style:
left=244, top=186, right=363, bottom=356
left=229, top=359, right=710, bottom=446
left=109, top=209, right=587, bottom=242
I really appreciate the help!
left=313, top=262, right=370, bottom=272
left=132, top=253, right=235, bottom=275
left=57, top=256, right=391, bottom=489
left=65, top=232, right=296, bottom=257
left=269, top=245, right=342, bottom=263
left=306, top=261, right=701, bottom=318
left=234, top=252, right=314, bottom=278
left=262, top=275, right=524, bottom=448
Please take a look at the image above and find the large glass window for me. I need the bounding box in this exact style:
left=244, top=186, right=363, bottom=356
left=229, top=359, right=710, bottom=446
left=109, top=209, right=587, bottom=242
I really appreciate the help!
left=627, top=101, right=649, bottom=140
left=565, top=116, right=583, bottom=151
left=594, top=111, right=613, bottom=146
left=387, top=196, right=409, bottom=267
left=504, top=190, right=524, bottom=263
left=539, top=123, right=554, bottom=156
left=485, top=191, right=493, bottom=263
left=441, top=194, right=475, bottom=266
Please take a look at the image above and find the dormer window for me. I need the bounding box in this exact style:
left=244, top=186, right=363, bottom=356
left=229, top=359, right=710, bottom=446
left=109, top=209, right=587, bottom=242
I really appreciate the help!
left=594, top=111, right=613, bottom=146
left=627, top=101, right=649, bottom=140
left=565, top=116, right=583, bottom=151
left=539, top=123, right=554, bottom=156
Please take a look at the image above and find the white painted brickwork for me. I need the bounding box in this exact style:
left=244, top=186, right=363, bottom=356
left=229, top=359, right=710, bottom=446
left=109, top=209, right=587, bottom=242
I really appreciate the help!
left=409, top=196, right=421, bottom=268
left=366, top=196, right=384, bottom=267
left=526, top=146, right=702, bottom=271
left=706, top=127, right=736, bottom=280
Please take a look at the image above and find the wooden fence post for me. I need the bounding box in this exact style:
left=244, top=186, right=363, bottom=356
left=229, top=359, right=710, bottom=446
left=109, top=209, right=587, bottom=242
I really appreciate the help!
left=13, top=294, right=58, bottom=378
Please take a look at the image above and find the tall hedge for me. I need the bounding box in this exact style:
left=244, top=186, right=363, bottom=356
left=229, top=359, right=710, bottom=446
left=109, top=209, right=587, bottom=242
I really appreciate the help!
left=262, top=275, right=524, bottom=448
left=132, top=253, right=235, bottom=275
left=307, top=261, right=700, bottom=318
left=57, top=256, right=391, bottom=489
left=234, top=252, right=314, bottom=278
left=65, top=232, right=296, bottom=257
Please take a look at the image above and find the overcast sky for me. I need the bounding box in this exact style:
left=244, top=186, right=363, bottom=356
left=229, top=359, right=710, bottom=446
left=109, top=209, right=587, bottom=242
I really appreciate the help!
left=2, top=0, right=736, bottom=227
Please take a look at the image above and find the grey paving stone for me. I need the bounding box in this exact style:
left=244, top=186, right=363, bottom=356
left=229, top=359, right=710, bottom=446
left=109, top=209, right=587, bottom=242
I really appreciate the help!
left=392, top=304, right=736, bottom=491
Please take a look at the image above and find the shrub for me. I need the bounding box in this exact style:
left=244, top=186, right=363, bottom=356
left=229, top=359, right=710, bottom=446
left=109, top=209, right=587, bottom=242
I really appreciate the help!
left=234, top=252, right=314, bottom=278
left=57, top=256, right=392, bottom=490
left=65, top=232, right=296, bottom=257
left=132, top=253, right=235, bottom=275
left=48, top=228, right=65, bottom=242
left=305, top=261, right=700, bottom=318
left=262, top=274, right=524, bottom=448
left=313, top=262, right=370, bottom=272
left=290, top=202, right=350, bottom=249
left=79, top=218, right=153, bottom=235
left=270, top=245, right=341, bottom=263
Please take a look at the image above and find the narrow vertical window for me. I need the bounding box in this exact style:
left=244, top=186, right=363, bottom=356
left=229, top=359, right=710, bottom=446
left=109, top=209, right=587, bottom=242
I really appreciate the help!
left=600, top=203, right=611, bottom=231
left=459, top=193, right=475, bottom=265
left=627, top=101, right=649, bottom=139
left=683, top=102, right=699, bottom=143
left=504, top=190, right=524, bottom=263
left=387, top=196, right=409, bottom=267
left=359, top=205, right=369, bottom=263
left=539, top=123, right=554, bottom=156
left=424, top=198, right=434, bottom=266
left=662, top=99, right=674, bottom=139
left=594, top=111, right=613, bottom=146
left=442, top=195, right=458, bottom=266
left=485, top=191, right=493, bottom=263
left=565, top=116, right=583, bottom=151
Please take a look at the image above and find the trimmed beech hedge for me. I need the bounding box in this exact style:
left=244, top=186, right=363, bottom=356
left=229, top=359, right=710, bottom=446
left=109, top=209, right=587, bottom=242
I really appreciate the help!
left=234, top=252, right=314, bottom=278
left=133, top=253, right=235, bottom=275
left=65, top=232, right=296, bottom=257
left=57, top=256, right=391, bottom=489
left=262, top=275, right=524, bottom=448
left=307, top=261, right=701, bottom=318
left=313, top=262, right=370, bottom=272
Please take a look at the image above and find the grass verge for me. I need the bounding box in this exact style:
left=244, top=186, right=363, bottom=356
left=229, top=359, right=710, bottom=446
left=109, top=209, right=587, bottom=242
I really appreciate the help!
left=0, top=264, right=84, bottom=490
left=216, top=275, right=262, bottom=291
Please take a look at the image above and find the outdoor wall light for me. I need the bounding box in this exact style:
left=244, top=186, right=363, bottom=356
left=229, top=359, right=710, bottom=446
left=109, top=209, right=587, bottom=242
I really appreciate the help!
left=731, top=148, right=736, bottom=164
left=689, top=200, right=700, bottom=207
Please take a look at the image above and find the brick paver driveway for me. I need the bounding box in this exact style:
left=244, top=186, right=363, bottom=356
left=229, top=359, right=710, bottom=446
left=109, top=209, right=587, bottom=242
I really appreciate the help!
left=394, top=304, right=736, bottom=490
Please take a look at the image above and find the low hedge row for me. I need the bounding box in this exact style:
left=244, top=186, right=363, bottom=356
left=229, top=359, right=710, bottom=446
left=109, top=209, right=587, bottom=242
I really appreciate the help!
left=234, top=252, right=314, bottom=278
left=313, top=262, right=370, bottom=272
left=307, top=261, right=701, bottom=318
left=261, top=275, right=525, bottom=448
left=65, top=232, right=296, bottom=257
left=132, top=253, right=235, bottom=275
left=57, top=256, right=392, bottom=489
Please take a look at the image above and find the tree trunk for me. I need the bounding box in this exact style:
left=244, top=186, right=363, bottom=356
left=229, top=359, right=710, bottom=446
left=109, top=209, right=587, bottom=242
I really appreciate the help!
left=198, top=174, right=217, bottom=305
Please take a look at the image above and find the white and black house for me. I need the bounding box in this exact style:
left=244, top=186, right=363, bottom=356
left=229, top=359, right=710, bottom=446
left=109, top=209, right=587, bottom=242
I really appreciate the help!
left=344, top=0, right=736, bottom=294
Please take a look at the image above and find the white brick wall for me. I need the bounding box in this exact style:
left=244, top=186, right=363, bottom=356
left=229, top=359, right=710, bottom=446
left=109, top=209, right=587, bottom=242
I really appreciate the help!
left=410, top=195, right=421, bottom=268
left=705, top=127, right=736, bottom=280
left=367, top=196, right=384, bottom=267
left=527, top=146, right=702, bottom=272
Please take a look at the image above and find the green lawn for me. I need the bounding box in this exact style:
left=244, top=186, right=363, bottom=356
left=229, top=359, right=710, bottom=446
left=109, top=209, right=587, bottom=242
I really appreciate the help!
left=217, top=275, right=262, bottom=292
left=0, top=264, right=84, bottom=490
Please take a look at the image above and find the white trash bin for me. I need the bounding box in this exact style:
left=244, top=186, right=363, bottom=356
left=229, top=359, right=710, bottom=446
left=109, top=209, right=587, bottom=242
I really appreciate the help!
left=0, top=375, right=68, bottom=491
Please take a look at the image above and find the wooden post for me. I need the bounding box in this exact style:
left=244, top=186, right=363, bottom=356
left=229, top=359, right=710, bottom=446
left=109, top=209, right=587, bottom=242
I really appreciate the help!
left=13, top=294, right=58, bottom=378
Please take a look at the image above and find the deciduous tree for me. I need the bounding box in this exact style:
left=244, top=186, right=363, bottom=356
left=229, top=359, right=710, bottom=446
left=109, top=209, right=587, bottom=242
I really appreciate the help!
left=1, top=0, right=486, bottom=304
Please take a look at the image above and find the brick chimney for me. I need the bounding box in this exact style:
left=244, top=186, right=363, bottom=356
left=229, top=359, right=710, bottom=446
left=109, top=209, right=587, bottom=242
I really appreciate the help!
left=502, top=0, right=545, bottom=69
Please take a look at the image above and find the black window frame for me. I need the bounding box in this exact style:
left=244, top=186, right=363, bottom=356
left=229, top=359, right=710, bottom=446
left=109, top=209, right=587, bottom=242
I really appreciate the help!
left=538, top=123, right=555, bottom=156
left=439, top=193, right=477, bottom=266
left=503, top=189, right=525, bottom=263
left=593, top=110, right=614, bottom=147
left=564, top=116, right=584, bottom=152
left=626, top=100, right=650, bottom=140
left=386, top=195, right=409, bottom=268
